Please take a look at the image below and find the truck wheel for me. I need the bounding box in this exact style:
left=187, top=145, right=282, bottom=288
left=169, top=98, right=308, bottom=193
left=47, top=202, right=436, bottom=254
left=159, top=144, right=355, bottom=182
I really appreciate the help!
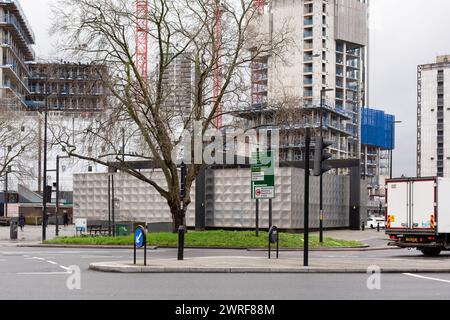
left=420, top=248, right=442, bottom=257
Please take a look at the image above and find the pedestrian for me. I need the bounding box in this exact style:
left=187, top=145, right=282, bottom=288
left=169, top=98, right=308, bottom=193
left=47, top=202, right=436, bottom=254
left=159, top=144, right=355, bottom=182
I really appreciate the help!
left=63, top=211, right=69, bottom=227
left=18, top=214, right=25, bottom=232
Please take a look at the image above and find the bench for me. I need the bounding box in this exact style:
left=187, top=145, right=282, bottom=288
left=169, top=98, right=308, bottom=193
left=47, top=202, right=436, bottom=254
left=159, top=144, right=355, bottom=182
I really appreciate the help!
left=0, top=217, right=12, bottom=226
left=87, top=225, right=110, bottom=237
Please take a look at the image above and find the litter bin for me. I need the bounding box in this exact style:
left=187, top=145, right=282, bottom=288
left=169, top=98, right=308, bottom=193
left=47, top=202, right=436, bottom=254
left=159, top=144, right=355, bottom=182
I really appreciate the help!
left=10, top=219, right=18, bottom=240
left=115, top=223, right=132, bottom=237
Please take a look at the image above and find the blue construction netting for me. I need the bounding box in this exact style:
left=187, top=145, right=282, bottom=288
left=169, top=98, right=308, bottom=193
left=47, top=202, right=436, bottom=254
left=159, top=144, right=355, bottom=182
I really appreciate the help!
left=361, top=107, right=395, bottom=150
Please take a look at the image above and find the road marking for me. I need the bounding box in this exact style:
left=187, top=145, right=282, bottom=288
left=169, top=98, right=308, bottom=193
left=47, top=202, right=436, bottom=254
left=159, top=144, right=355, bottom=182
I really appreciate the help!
left=403, top=273, right=450, bottom=284
left=80, top=255, right=124, bottom=259
left=17, top=272, right=71, bottom=275
left=47, top=261, right=58, bottom=265
left=60, top=266, right=70, bottom=271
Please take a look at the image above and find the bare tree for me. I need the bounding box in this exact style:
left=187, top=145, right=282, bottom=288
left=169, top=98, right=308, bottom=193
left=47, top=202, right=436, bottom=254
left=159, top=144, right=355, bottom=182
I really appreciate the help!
left=0, top=105, right=38, bottom=184
left=50, top=0, right=291, bottom=231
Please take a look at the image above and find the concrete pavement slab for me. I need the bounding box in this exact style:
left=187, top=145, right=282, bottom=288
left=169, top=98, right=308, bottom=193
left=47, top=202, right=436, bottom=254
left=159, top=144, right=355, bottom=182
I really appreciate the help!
left=89, top=252, right=450, bottom=274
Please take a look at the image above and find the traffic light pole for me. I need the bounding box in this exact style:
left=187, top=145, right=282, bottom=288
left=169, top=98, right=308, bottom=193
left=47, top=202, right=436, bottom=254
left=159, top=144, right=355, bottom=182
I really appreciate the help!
left=319, top=88, right=333, bottom=243
left=320, top=94, right=324, bottom=243
left=4, top=169, right=8, bottom=218
left=304, top=128, right=311, bottom=267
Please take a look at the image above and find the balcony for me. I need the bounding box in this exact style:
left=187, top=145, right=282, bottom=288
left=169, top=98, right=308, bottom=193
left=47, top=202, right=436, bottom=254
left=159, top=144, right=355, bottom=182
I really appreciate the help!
left=0, top=13, right=35, bottom=60
left=304, top=30, right=313, bottom=38
left=304, top=66, right=313, bottom=73
left=304, top=17, right=313, bottom=26
left=304, top=89, right=313, bottom=97
left=304, top=42, right=313, bottom=50
left=304, top=77, right=313, bottom=85
left=304, top=55, right=313, bottom=62
left=346, top=60, right=360, bottom=69
left=304, top=4, right=313, bottom=15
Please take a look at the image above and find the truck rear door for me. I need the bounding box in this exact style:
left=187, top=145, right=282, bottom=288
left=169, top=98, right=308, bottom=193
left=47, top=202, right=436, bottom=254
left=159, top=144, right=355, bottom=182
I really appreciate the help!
left=411, top=179, right=436, bottom=231
left=386, top=181, right=409, bottom=229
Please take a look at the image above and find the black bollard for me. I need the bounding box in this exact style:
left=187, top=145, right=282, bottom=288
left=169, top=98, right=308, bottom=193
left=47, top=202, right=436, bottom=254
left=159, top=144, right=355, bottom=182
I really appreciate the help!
left=361, top=221, right=365, bottom=231
left=377, top=222, right=380, bottom=233
left=178, top=225, right=185, bottom=261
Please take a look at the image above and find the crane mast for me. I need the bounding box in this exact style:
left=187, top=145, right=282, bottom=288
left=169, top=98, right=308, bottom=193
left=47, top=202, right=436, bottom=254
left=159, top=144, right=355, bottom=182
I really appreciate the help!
left=136, top=0, right=149, bottom=81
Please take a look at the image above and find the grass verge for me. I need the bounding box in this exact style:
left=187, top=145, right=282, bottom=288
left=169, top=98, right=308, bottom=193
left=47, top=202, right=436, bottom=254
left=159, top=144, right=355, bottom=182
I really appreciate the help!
left=45, top=230, right=363, bottom=249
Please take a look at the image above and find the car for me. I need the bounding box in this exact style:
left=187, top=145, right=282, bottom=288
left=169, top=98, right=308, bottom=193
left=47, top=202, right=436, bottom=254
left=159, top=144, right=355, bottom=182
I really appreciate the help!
left=367, top=217, right=385, bottom=229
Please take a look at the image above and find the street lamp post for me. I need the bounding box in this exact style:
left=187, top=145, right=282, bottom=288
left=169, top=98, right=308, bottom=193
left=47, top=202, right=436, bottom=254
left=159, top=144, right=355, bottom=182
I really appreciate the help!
left=3, top=165, right=11, bottom=217
left=55, top=155, right=70, bottom=236
left=42, top=94, right=48, bottom=242
left=390, top=120, right=402, bottom=179
left=319, top=88, right=334, bottom=243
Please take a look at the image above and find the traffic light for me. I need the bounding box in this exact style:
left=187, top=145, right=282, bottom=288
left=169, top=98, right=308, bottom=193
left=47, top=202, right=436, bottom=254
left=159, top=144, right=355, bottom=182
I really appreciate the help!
left=180, top=162, right=187, bottom=200
left=313, top=137, right=333, bottom=176
left=45, top=185, right=52, bottom=203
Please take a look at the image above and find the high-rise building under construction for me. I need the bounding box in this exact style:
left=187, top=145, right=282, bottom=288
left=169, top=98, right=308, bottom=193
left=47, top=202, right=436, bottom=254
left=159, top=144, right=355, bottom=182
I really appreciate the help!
left=0, top=0, right=35, bottom=110
left=239, top=0, right=369, bottom=163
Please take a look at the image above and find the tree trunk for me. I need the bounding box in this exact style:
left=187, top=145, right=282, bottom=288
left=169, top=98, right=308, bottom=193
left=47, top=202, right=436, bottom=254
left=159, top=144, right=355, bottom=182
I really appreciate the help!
left=170, top=200, right=185, bottom=233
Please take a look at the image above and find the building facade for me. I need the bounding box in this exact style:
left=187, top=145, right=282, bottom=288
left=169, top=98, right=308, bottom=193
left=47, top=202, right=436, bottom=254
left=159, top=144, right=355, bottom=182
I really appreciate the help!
left=0, top=0, right=35, bottom=109
left=26, top=62, right=108, bottom=113
left=160, top=53, right=194, bottom=120
left=418, top=55, right=450, bottom=178
left=361, top=107, right=394, bottom=216
left=73, top=166, right=361, bottom=230
left=242, top=0, right=368, bottom=163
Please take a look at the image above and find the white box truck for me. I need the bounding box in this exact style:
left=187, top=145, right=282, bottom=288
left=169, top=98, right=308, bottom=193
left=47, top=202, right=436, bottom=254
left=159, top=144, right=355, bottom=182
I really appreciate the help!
left=386, top=177, right=450, bottom=256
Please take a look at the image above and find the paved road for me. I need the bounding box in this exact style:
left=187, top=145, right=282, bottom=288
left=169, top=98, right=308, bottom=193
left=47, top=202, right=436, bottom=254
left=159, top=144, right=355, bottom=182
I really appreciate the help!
left=2, top=245, right=450, bottom=300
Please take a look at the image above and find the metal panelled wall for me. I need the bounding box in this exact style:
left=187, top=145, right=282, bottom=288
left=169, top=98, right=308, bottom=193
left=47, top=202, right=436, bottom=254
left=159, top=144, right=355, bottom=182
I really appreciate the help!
left=74, top=168, right=351, bottom=230
left=211, top=167, right=293, bottom=229
left=74, top=171, right=196, bottom=224
left=291, top=168, right=350, bottom=229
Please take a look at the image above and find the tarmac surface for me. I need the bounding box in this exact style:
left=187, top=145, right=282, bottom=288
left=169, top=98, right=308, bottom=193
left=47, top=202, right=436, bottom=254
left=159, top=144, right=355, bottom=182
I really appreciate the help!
left=2, top=245, right=450, bottom=299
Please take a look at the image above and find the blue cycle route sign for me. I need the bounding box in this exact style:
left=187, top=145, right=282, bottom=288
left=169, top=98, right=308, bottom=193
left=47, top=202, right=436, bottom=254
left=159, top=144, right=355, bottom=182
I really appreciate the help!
left=135, top=228, right=145, bottom=248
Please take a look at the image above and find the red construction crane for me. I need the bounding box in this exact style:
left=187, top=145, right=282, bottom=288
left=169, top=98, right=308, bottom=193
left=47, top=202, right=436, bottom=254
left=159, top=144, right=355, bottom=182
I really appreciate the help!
left=213, top=0, right=265, bottom=128
left=136, top=0, right=149, bottom=81
left=253, top=0, right=265, bottom=14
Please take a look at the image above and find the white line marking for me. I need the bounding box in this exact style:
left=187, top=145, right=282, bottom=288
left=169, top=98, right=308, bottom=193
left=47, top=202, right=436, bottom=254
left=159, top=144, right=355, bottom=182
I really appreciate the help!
left=17, top=272, right=71, bottom=275
left=47, top=261, right=58, bottom=265
left=403, top=273, right=450, bottom=284
left=60, top=266, right=70, bottom=271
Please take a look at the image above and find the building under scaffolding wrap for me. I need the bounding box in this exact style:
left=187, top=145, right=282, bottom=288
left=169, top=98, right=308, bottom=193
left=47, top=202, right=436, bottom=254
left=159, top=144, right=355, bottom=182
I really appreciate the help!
left=361, top=107, right=395, bottom=216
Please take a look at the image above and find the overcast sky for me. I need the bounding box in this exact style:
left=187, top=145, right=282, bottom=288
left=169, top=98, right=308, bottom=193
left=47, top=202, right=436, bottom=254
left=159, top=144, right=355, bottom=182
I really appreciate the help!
left=19, top=0, right=450, bottom=177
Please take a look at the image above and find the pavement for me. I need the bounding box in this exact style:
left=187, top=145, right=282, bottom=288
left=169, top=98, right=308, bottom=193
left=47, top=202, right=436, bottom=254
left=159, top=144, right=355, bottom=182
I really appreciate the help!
left=89, top=248, right=450, bottom=274
left=0, top=225, right=76, bottom=245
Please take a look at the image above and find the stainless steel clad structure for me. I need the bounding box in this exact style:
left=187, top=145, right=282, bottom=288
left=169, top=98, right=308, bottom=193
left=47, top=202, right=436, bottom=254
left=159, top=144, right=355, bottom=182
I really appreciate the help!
left=74, top=167, right=365, bottom=230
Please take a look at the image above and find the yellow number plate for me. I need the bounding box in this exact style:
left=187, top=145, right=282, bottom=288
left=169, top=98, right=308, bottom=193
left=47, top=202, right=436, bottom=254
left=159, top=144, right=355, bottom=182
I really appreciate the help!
left=406, top=238, right=418, bottom=243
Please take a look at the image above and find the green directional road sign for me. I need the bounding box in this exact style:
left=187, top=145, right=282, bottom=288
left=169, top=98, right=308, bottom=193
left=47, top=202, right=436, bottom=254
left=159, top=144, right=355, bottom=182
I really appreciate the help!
left=251, top=151, right=275, bottom=200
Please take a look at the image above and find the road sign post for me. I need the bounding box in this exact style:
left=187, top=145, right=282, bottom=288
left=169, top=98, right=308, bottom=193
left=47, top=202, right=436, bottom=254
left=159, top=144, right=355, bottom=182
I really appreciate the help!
left=251, top=150, right=275, bottom=236
left=134, top=225, right=147, bottom=266
left=251, top=151, right=275, bottom=200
